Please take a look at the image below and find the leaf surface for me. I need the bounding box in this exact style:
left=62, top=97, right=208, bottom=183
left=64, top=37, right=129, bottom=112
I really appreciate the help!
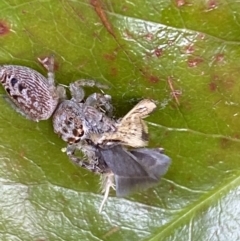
left=0, top=1, right=240, bottom=240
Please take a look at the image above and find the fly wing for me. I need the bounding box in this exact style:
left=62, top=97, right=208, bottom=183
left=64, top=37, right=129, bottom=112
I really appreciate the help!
left=91, top=99, right=156, bottom=147
left=99, top=145, right=148, bottom=177
left=129, top=148, right=171, bottom=180
left=120, top=99, right=157, bottom=121
left=98, top=145, right=170, bottom=197
left=90, top=116, right=148, bottom=147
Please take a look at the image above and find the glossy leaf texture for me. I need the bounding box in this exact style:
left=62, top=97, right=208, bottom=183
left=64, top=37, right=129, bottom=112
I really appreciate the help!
left=0, top=0, right=240, bottom=240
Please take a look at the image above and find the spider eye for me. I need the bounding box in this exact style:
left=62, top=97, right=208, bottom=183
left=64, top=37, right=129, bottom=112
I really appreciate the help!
left=10, top=77, right=18, bottom=87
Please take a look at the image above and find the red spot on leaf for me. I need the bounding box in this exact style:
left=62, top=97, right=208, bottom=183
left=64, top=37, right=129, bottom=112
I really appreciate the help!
left=209, top=82, right=217, bottom=92
left=214, top=53, right=224, bottom=63
left=188, top=57, right=204, bottom=67
left=207, top=0, right=218, bottom=11
left=175, top=0, right=186, bottom=7
left=220, top=138, right=231, bottom=149
left=154, top=48, right=163, bottom=58
left=0, top=20, right=10, bottom=36
left=139, top=67, right=160, bottom=84
left=144, top=33, right=154, bottom=41
left=185, top=44, right=194, bottom=54
left=110, top=67, right=118, bottom=76
left=149, top=75, right=159, bottom=83
left=197, top=33, right=205, bottom=40
left=103, top=53, right=116, bottom=61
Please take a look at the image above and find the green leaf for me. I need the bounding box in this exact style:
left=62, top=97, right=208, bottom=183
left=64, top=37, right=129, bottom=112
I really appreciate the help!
left=0, top=0, right=240, bottom=240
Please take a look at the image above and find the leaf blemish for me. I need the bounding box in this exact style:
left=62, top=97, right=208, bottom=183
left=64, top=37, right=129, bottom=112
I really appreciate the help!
left=154, top=48, right=163, bottom=58
left=139, top=67, right=160, bottom=84
left=185, top=44, right=194, bottom=54
left=148, top=75, right=160, bottom=83
left=214, top=53, right=224, bottom=63
left=110, top=67, right=118, bottom=77
left=206, top=0, right=218, bottom=11
left=103, top=53, right=116, bottom=61
left=187, top=57, right=204, bottom=68
left=175, top=0, right=186, bottom=7
left=209, top=81, right=217, bottom=92
left=220, top=138, right=231, bottom=149
left=0, top=20, right=10, bottom=36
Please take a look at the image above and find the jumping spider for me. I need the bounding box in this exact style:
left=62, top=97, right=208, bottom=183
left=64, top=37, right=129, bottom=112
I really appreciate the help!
left=0, top=56, right=171, bottom=213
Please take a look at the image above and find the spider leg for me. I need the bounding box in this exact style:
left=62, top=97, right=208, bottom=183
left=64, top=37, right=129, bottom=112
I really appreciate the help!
left=85, top=93, right=113, bottom=117
left=69, top=79, right=109, bottom=103
left=38, top=55, right=66, bottom=100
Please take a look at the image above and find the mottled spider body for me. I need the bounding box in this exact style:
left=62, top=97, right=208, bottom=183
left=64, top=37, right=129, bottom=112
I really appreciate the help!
left=0, top=57, right=65, bottom=121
